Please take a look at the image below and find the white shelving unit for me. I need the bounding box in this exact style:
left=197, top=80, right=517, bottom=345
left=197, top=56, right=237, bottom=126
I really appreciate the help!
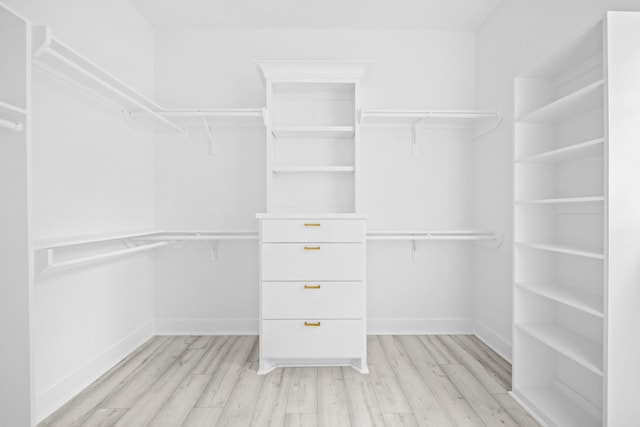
left=256, top=61, right=370, bottom=375
left=259, top=62, right=371, bottom=214
left=31, top=26, right=186, bottom=135
left=513, top=12, right=640, bottom=427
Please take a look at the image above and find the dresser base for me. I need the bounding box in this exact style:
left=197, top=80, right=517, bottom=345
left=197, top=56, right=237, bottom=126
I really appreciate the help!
left=258, top=358, right=369, bottom=375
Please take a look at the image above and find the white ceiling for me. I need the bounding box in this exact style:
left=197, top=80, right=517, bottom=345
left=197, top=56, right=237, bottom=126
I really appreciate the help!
left=130, top=0, right=503, bottom=30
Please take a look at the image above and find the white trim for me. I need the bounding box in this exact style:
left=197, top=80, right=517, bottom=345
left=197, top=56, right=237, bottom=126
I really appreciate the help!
left=35, top=321, right=153, bottom=423
left=367, top=318, right=473, bottom=335
left=474, top=320, right=512, bottom=363
left=153, top=318, right=259, bottom=335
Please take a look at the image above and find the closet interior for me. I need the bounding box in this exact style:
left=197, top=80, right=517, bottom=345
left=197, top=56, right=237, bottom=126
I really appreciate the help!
left=2, top=1, right=640, bottom=426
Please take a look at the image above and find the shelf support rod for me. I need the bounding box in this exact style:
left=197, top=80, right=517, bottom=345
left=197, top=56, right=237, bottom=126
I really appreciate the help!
left=202, top=116, right=216, bottom=156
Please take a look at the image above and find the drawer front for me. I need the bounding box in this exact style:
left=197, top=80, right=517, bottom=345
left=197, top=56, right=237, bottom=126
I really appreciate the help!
left=261, top=319, right=364, bottom=359
left=262, top=282, right=364, bottom=319
left=261, top=243, right=364, bottom=281
left=261, top=219, right=364, bottom=243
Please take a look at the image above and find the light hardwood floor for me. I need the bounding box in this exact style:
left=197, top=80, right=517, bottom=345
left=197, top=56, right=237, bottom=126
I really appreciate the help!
left=39, top=335, right=539, bottom=427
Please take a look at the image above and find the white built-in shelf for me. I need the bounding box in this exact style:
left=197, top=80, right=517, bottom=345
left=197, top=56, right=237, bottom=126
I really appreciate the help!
left=31, top=26, right=186, bottom=135
left=272, top=166, right=354, bottom=174
left=514, top=387, right=601, bottom=427
left=0, top=100, right=26, bottom=115
left=360, top=109, right=498, bottom=127
left=132, top=231, right=258, bottom=241
left=516, top=138, right=604, bottom=163
left=271, top=126, right=355, bottom=139
left=33, top=230, right=163, bottom=250
left=135, top=108, right=266, bottom=128
left=515, top=196, right=604, bottom=204
left=516, top=323, right=603, bottom=376
left=367, top=230, right=500, bottom=241
left=518, top=80, right=603, bottom=123
left=516, top=242, right=604, bottom=259
left=516, top=282, right=603, bottom=318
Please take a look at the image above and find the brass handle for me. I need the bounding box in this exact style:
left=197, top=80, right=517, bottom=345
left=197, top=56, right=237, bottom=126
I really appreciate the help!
left=304, top=285, right=321, bottom=289
left=304, top=322, right=321, bottom=327
left=304, top=246, right=320, bottom=251
left=304, top=223, right=321, bottom=227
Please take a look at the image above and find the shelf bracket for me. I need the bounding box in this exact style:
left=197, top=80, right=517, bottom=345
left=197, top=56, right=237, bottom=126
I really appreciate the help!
left=412, top=239, right=418, bottom=262
left=473, top=112, right=503, bottom=140
left=202, top=116, right=216, bottom=156
left=207, top=240, right=218, bottom=262
left=410, top=116, right=428, bottom=155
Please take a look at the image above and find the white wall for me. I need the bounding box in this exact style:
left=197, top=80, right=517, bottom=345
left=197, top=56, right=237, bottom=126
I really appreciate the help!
left=153, top=28, right=478, bottom=334
left=2, top=0, right=157, bottom=422
left=473, top=0, right=640, bottom=361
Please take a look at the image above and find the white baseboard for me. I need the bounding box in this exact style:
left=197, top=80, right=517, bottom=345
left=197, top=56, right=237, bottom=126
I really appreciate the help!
left=473, top=320, right=512, bottom=363
left=36, top=321, right=153, bottom=423
left=154, top=318, right=259, bottom=335
left=367, top=318, right=474, bottom=335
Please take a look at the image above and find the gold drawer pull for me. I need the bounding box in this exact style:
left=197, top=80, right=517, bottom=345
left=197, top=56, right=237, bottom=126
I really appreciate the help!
left=304, top=322, right=321, bottom=327
left=304, top=223, right=321, bottom=227
left=304, top=246, right=320, bottom=251
left=304, top=284, right=321, bottom=289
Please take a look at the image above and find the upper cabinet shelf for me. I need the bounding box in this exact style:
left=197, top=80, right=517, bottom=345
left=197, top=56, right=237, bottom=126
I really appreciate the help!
left=31, top=26, right=186, bottom=135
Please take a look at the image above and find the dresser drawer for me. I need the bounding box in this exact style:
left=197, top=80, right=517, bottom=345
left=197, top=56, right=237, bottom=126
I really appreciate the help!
left=262, top=282, right=364, bottom=319
left=261, top=319, right=364, bottom=359
left=261, top=219, right=364, bottom=243
left=261, top=243, right=364, bottom=281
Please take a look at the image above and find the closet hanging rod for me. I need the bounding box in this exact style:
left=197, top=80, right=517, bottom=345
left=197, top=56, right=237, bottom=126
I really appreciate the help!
left=367, top=230, right=500, bottom=241
left=153, top=109, right=265, bottom=118
left=360, top=110, right=499, bottom=121
left=31, top=26, right=186, bottom=135
left=0, top=117, right=23, bottom=132
left=44, top=241, right=170, bottom=271
left=132, top=231, right=259, bottom=241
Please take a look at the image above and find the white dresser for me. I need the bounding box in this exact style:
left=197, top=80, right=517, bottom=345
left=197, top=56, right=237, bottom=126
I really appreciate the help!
left=255, top=61, right=370, bottom=374
left=257, top=214, right=367, bottom=374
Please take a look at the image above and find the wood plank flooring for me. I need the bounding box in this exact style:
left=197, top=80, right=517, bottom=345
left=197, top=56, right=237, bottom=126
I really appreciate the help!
left=39, top=335, right=539, bottom=427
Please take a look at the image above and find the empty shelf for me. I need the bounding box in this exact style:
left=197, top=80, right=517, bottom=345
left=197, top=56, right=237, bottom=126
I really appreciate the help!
left=367, top=230, right=499, bottom=241
left=517, top=323, right=603, bottom=375
left=31, top=26, right=185, bottom=135
left=518, top=80, right=603, bottom=123
left=515, top=196, right=604, bottom=204
left=0, top=100, right=26, bottom=115
left=132, top=231, right=258, bottom=241
left=515, top=242, right=604, bottom=259
left=517, top=138, right=604, bottom=163
left=516, top=282, right=603, bottom=318
left=513, top=387, right=601, bottom=427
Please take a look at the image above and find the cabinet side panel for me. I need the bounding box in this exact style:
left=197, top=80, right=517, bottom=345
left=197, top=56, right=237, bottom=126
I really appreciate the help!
left=0, top=8, right=33, bottom=426
left=604, top=11, right=640, bottom=426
